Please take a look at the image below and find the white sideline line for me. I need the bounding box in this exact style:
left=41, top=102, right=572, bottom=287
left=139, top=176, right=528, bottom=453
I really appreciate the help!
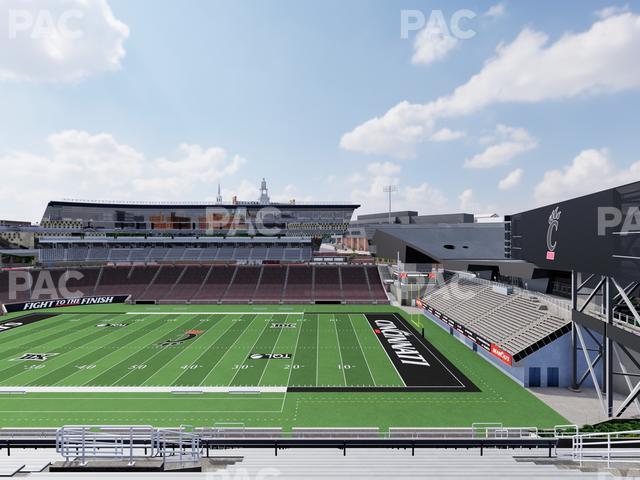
left=126, top=312, right=305, bottom=315
left=0, top=386, right=287, bottom=394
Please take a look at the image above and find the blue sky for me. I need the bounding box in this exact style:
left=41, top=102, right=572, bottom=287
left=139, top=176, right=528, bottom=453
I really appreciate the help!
left=1, top=0, right=639, bottom=222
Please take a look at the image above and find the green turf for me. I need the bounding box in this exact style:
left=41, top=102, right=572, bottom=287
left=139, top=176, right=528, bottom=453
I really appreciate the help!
left=0, top=304, right=568, bottom=429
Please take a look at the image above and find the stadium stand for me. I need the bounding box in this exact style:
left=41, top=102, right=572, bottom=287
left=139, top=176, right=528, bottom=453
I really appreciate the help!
left=253, top=266, right=287, bottom=303
left=314, top=267, right=342, bottom=302
left=0, top=265, right=389, bottom=305
left=423, top=276, right=570, bottom=358
left=36, top=245, right=312, bottom=265
left=340, top=266, right=373, bottom=303
left=221, top=266, right=261, bottom=303
left=137, top=265, right=183, bottom=302
left=191, top=266, right=235, bottom=303
left=282, top=265, right=313, bottom=303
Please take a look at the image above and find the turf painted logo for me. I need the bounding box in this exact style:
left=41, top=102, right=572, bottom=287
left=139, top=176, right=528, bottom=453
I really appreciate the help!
left=546, top=206, right=561, bottom=261
left=158, top=330, right=204, bottom=347
left=270, top=323, right=296, bottom=329
left=15, top=352, right=58, bottom=362
left=97, top=323, right=128, bottom=328
left=373, top=320, right=430, bottom=366
left=250, top=353, right=292, bottom=360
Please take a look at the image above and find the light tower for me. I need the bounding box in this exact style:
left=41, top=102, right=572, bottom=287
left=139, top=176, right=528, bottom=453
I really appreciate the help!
left=383, top=184, right=398, bottom=224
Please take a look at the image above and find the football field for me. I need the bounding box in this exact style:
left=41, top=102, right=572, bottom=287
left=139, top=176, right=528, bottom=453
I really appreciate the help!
left=0, top=304, right=567, bottom=429
left=0, top=311, right=473, bottom=390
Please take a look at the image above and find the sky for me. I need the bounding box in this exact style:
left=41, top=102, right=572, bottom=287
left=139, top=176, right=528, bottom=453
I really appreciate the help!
left=1, top=0, right=640, bottom=222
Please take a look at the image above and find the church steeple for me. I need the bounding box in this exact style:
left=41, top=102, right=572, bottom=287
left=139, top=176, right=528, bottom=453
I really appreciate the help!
left=216, top=184, right=223, bottom=204
left=259, top=178, right=270, bottom=204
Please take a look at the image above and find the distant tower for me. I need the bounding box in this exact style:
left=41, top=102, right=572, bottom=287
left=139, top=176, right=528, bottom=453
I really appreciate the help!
left=216, top=184, right=223, bottom=204
left=259, top=178, right=270, bottom=204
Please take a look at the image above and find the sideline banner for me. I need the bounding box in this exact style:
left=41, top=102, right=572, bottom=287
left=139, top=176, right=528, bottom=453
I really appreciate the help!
left=2, top=295, right=130, bottom=313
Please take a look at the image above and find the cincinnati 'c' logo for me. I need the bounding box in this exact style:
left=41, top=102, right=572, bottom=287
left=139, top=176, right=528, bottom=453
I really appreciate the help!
left=158, top=330, right=203, bottom=347
left=546, top=206, right=561, bottom=260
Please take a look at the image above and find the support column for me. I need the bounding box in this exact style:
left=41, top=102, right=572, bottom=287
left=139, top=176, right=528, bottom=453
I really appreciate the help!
left=605, top=276, right=614, bottom=417
left=571, top=270, right=578, bottom=390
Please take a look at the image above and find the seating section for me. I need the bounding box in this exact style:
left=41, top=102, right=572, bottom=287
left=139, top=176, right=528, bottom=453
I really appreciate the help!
left=191, top=266, right=235, bottom=303
left=222, top=267, right=260, bottom=303
left=282, top=266, right=313, bottom=303
left=253, top=266, right=287, bottom=303
left=37, top=246, right=313, bottom=264
left=341, top=266, right=372, bottom=303
left=314, top=267, right=342, bottom=302
left=424, top=278, right=570, bottom=355
left=0, top=265, right=389, bottom=305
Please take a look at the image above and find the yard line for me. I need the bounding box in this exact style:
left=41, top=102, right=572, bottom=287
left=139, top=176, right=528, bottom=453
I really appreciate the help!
left=347, top=314, right=377, bottom=387
left=144, top=313, right=233, bottom=386
left=315, top=314, right=320, bottom=387
left=192, top=314, right=260, bottom=386
left=0, top=314, right=141, bottom=385
left=79, top=314, right=195, bottom=386
left=255, top=314, right=287, bottom=386
left=224, top=315, right=274, bottom=387
left=109, top=324, right=200, bottom=386
left=282, top=314, right=304, bottom=388
left=332, top=315, right=348, bottom=387
left=126, top=312, right=304, bottom=315
left=20, top=314, right=155, bottom=386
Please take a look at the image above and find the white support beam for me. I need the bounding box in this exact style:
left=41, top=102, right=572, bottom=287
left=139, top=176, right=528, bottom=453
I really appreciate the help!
left=575, top=323, right=607, bottom=416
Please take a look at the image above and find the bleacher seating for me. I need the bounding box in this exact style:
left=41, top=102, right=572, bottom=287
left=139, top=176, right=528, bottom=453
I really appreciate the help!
left=0, top=265, right=389, bottom=306
left=423, top=277, right=570, bottom=355
left=314, top=267, right=342, bottom=302
left=340, top=266, right=372, bottom=303
left=191, top=266, right=235, bottom=303
left=253, top=266, right=287, bottom=303
left=282, top=266, right=313, bottom=303
left=221, top=267, right=260, bottom=303
left=36, top=245, right=312, bottom=264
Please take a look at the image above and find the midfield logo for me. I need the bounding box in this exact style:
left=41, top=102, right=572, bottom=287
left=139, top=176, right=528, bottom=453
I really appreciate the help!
left=97, top=323, right=128, bottom=328
left=15, top=353, right=58, bottom=362
left=270, top=323, right=296, bottom=329
left=158, top=330, right=204, bottom=347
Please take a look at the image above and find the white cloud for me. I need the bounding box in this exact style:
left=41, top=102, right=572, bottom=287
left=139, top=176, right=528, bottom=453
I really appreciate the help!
left=458, top=188, right=495, bottom=214
left=465, top=125, right=537, bottom=169
left=430, top=128, right=466, bottom=142
left=0, top=131, right=247, bottom=221
left=498, top=168, right=524, bottom=190
left=411, top=22, right=458, bottom=65
left=458, top=189, right=476, bottom=211
left=349, top=162, right=449, bottom=215
left=0, top=0, right=129, bottom=82
left=484, top=3, right=506, bottom=18
left=595, top=5, right=630, bottom=19
left=534, top=148, right=640, bottom=205
left=341, top=12, right=640, bottom=158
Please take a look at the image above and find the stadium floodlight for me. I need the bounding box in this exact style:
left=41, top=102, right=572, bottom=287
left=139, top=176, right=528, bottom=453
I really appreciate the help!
left=383, top=185, right=398, bottom=224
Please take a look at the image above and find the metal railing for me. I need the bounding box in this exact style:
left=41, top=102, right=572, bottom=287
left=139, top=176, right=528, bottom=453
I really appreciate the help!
left=56, top=425, right=200, bottom=466
left=571, top=430, right=640, bottom=467
left=56, top=425, right=158, bottom=466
